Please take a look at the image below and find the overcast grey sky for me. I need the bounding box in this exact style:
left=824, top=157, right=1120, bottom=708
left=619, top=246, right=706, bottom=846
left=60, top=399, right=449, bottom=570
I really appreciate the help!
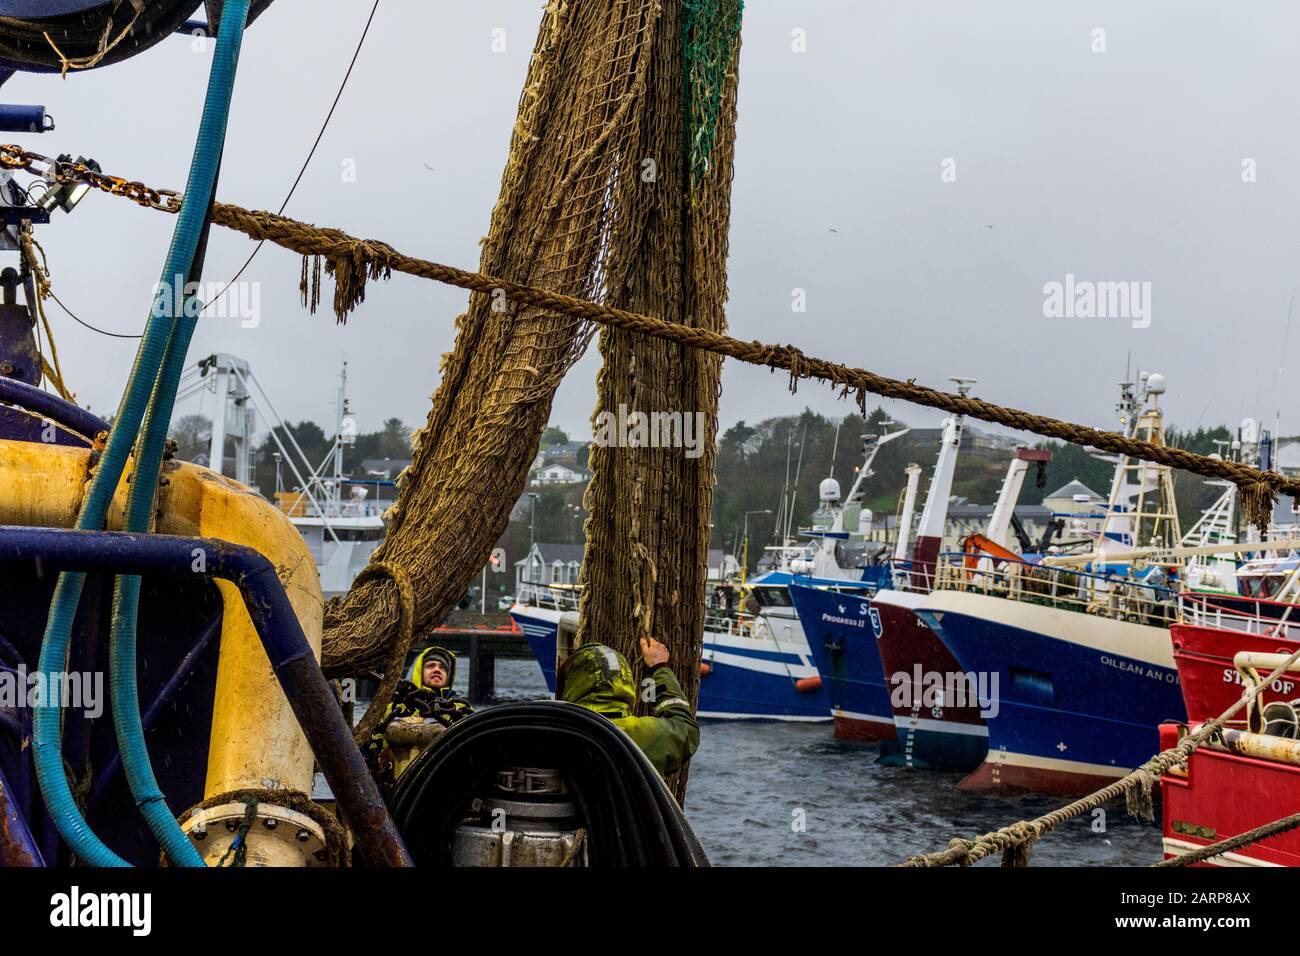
left=7, top=1, right=1298, bottom=442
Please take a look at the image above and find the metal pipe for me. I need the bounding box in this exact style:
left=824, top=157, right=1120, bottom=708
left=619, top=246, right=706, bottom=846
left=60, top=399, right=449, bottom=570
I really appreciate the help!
left=0, top=105, right=50, bottom=134
left=0, top=525, right=412, bottom=867
left=1220, top=728, right=1300, bottom=767
left=0, top=376, right=108, bottom=443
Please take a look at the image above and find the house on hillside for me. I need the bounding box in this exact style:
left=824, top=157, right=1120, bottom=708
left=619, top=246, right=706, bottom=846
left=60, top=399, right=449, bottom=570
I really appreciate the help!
left=1274, top=438, right=1300, bottom=477
left=905, top=424, right=1019, bottom=458
left=517, top=543, right=738, bottom=592
left=516, top=542, right=585, bottom=591
left=534, top=463, right=589, bottom=486
left=532, top=442, right=586, bottom=470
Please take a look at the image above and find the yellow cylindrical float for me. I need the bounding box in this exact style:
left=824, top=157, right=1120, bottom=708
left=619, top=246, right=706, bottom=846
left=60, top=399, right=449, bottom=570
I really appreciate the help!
left=0, top=439, right=324, bottom=861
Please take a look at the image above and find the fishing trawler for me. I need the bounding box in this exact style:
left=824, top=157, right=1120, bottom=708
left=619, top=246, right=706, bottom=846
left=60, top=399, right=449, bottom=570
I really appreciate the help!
left=689, top=427, right=911, bottom=719
left=868, top=380, right=1045, bottom=770
left=782, top=428, right=916, bottom=738
left=912, top=373, right=1188, bottom=793
left=1159, top=520, right=1300, bottom=866
left=269, top=363, right=386, bottom=598
left=789, top=379, right=1045, bottom=762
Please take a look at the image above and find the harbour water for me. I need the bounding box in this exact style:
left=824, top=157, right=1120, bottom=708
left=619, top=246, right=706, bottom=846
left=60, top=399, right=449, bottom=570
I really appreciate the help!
left=469, top=658, right=1163, bottom=866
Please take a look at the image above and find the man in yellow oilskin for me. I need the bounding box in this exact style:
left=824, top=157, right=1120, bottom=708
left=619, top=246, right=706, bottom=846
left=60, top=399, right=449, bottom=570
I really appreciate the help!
left=556, top=637, right=699, bottom=778
left=365, top=645, right=474, bottom=790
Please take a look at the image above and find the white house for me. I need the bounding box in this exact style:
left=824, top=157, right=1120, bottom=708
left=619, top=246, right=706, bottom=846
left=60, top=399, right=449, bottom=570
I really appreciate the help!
left=516, top=543, right=585, bottom=592
left=534, top=463, right=588, bottom=486
left=516, top=543, right=738, bottom=592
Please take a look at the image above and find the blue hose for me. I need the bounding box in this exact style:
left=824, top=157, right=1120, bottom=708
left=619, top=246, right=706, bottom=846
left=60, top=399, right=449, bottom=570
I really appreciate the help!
left=34, top=0, right=252, bottom=867
left=107, top=323, right=221, bottom=867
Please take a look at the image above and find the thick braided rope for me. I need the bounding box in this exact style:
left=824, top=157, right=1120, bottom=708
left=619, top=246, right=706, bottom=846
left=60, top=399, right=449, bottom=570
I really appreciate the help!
left=901, top=643, right=1300, bottom=867
left=205, top=202, right=1298, bottom=529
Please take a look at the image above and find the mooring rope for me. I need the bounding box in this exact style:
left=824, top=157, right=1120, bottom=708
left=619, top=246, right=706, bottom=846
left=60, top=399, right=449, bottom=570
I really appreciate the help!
left=900, top=643, right=1300, bottom=867
left=1154, top=809, right=1300, bottom=867
left=191, top=201, right=1296, bottom=532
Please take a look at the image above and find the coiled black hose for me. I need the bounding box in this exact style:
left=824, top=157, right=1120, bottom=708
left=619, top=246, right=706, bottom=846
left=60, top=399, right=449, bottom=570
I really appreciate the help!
left=0, top=1, right=198, bottom=72
left=388, top=702, right=710, bottom=867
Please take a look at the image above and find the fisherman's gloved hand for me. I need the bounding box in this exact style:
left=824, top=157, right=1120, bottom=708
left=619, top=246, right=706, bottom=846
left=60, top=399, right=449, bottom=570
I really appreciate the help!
left=640, top=637, right=670, bottom=669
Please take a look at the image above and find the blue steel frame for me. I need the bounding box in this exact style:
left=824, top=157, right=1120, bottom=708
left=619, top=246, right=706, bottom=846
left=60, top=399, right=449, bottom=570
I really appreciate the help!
left=0, top=525, right=412, bottom=867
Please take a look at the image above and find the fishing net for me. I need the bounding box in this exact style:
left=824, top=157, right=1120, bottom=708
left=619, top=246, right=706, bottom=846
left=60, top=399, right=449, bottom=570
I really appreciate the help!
left=321, top=0, right=745, bottom=795
left=578, top=2, right=742, bottom=799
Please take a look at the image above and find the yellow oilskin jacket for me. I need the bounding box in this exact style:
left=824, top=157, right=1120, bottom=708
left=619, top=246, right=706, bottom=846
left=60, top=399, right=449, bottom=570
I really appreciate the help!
left=365, top=646, right=473, bottom=789
left=557, top=643, right=700, bottom=778
left=410, top=646, right=458, bottom=693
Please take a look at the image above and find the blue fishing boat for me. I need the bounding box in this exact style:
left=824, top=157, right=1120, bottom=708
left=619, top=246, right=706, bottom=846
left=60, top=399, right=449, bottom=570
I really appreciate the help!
left=512, top=571, right=837, bottom=720
left=788, top=582, right=895, bottom=740
left=912, top=373, right=1192, bottom=794
left=914, top=564, right=1185, bottom=793
left=792, top=385, right=991, bottom=755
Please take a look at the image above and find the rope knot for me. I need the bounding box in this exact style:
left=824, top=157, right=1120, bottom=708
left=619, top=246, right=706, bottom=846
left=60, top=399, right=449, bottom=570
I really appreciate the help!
left=1242, top=471, right=1285, bottom=535
left=1000, top=821, right=1039, bottom=867
left=1124, top=768, right=1157, bottom=822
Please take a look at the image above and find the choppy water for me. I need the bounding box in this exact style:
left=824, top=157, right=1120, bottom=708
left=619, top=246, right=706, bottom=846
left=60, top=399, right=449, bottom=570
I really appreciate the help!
left=467, top=659, right=1164, bottom=867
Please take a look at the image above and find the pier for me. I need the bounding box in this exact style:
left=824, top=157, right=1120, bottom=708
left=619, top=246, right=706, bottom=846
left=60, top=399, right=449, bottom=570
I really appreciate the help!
left=413, top=625, right=535, bottom=705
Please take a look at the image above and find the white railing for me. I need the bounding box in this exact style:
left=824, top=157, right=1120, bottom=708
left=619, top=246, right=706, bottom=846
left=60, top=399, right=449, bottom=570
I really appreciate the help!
left=932, top=552, right=1179, bottom=627
left=1179, top=593, right=1300, bottom=639
left=517, top=583, right=582, bottom=611
left=703, top=611, right=756, bottom=638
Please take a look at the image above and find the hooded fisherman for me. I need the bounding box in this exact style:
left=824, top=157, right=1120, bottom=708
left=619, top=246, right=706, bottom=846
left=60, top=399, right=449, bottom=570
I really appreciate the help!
left=365, top=646, right=474, bottom=791
left=556, top=637, right=699, bottom=778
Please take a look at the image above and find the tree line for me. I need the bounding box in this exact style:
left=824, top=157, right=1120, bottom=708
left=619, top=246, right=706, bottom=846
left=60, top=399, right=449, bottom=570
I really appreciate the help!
left=171, top=408, right=1245, bottom=576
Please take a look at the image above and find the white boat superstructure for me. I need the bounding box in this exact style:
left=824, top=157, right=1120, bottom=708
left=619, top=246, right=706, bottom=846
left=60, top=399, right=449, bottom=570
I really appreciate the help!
left=177, top=354, right=388, bottom=598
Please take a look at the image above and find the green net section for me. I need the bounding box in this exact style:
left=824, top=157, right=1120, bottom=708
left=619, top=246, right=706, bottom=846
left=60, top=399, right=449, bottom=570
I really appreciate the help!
left=684, top=0, right=743, bottom=189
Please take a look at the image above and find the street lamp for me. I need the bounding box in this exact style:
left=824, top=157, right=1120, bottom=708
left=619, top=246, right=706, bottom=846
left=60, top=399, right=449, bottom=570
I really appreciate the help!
left=567, top=502, right=584, bottom=544
left=741, top=509, right=772, bottom=585
left=528, top=492, right=540, bottom=552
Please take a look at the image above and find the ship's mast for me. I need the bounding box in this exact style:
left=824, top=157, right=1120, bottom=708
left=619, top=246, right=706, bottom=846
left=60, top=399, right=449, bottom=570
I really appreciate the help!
left=910, top=377, right=975, bottom=581
left=333, top=361, right=350, bottom=490
left=985, top=448, right=1052, bottom=551
left=1099, top=372, right=1180, bottom=558
left=892, top=463, right=923, bottom=561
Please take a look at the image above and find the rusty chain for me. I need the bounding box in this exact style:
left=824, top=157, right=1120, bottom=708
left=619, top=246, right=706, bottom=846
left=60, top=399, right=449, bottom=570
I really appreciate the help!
left=0, top=144, right=181, bottom=213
